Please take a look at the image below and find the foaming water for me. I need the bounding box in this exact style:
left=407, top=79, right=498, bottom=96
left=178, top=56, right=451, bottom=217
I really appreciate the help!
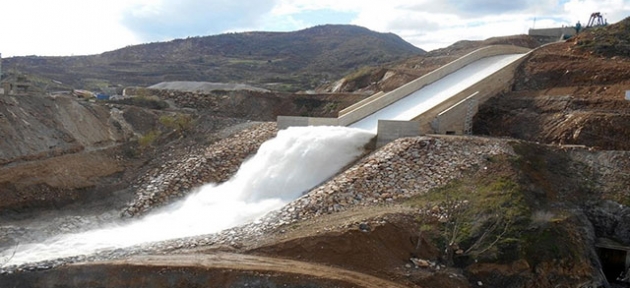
left=1, top=126, right=374, bottom=266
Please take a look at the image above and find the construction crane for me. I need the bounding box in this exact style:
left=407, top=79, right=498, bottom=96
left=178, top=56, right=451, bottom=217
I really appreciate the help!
left=586, top=12, right=606, bottom=28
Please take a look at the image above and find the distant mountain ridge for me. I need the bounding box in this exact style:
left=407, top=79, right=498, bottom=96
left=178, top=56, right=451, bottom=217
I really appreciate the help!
left=3, top=25, right=425, bottom=92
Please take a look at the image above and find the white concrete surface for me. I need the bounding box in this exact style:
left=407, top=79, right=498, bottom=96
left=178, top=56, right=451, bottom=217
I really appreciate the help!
left=349, top=54, right=526, bottom=132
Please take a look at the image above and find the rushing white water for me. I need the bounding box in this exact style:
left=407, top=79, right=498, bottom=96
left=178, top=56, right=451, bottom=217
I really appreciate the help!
left=1, top=126, right=374, bottom=266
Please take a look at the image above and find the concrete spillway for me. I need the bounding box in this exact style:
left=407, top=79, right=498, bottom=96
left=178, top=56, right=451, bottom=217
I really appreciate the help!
left=349, top=54, right=526, bottom=132
left=1, top=45, right=529, bottom=275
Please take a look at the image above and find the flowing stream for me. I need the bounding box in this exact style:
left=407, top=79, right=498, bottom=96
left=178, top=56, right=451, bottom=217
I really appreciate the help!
left=1, top=126, right=375, bottom=266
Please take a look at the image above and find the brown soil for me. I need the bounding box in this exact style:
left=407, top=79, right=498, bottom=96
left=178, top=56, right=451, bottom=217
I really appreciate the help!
left=1, top=253, right=411, bottom=288
left=475, top=40, right=630, bottom=150
left=0, top=147, right=130, bottom=214
left=247, top=212, right=465, bottom=287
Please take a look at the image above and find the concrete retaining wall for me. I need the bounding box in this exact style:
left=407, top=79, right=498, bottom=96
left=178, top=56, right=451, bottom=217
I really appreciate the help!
left=277, top=116, right=338, bottom=129
left=529, top=27, right=576, bottom=38
left=412, top=51, right=529, bottom=134
left=376, top=120, right=422, bottom=147
left=338, top=91, right=384, bottom=117
left=431, top=92, right=479, bottom=135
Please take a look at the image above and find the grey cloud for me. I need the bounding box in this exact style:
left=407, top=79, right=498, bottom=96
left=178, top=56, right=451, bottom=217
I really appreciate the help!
left=385, top=16, right=441, bottom=32
left=121, top=0, right=277, bottom=41
left=447, top=0, right=529, bottom=14
left=403, top=0, right=561, bottom=18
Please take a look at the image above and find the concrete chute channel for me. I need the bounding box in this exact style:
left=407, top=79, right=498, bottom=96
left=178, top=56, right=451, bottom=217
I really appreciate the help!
left=278, top=45, right=531, bottom=145
left=1, top=45, right=531, bottom=287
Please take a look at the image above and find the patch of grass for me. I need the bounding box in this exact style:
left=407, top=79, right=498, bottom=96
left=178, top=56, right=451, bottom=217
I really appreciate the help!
left=138, top=130, right=160, bottom=148
left=575, top=17, right=630, bottom=58
left=521, top=219, right=583, bottom=267
left=227, top=58, right=270, bottom=65
left=159, top=114, right=194, bottom=136
left=404, top=173, right=530, bottom=264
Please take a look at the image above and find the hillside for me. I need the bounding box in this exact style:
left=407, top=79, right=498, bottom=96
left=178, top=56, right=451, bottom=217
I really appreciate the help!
left=2, top=25, right=424, bottom=92
left=317, top=34, right=541, bottom=93
left=3, top=20, right=630, bottom=288
left=474, top=17, right=630, bottom=150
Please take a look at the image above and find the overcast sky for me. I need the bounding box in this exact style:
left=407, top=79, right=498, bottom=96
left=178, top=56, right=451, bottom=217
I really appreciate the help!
left=1, top=0, right=628, bottom=57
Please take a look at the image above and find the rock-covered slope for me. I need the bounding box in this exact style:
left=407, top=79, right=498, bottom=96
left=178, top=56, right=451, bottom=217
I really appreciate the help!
left=122, top=122, right=277, bottom=217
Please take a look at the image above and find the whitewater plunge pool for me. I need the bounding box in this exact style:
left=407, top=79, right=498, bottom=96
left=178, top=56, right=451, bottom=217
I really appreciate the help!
left=0, top=126, right=375, bottom=268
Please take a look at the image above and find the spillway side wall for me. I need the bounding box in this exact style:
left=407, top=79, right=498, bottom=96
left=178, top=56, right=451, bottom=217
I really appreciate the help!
left=337, top=45, right=532, bottom=127
left=413, top=52, right=530, bottom=134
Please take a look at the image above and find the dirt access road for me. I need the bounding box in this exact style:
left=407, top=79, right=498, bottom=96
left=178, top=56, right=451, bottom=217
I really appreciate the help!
left=3, top=253, right=414, bottom=288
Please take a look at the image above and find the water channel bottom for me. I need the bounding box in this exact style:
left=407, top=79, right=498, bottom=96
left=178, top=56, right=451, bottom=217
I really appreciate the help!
left=1, top=126, right=375, bottom=266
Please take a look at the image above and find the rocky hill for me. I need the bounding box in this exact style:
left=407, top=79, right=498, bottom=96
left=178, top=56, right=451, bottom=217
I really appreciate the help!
left=2, top=25, right=424, bottom=92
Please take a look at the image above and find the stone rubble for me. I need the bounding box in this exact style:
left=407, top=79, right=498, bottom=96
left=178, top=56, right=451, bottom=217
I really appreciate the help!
left=121, top=122, right=278, bottom=217
left=1, top=134, right=517, bottom=275
left=270, top=136, right=515, bottom=225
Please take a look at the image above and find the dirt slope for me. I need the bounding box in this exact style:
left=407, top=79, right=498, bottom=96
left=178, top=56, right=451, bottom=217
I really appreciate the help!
left=475, top=20, right=630, bottom=150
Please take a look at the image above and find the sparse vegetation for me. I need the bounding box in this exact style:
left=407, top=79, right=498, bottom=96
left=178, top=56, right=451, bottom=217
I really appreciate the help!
left=345, top=66, right=377, bottom=84
left=406, top=174, right=529, bottom=266
left=3, top=25, right=424, bottom=92
left=159, top=114, right=194, bottom=137
left=138, top=130, right=161, bottom=149
left=575, top=17, right=630, bottom=58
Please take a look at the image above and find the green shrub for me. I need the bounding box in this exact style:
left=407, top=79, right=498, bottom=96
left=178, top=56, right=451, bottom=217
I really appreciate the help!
left=138, top=130, right=160, bottom=148
left=159, top=114, right=194, bottom=136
